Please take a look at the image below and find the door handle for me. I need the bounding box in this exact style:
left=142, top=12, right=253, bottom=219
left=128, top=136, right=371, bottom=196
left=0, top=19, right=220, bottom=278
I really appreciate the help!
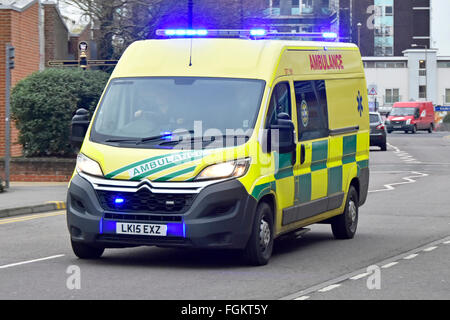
left=300, top=144, right=306, bottom=165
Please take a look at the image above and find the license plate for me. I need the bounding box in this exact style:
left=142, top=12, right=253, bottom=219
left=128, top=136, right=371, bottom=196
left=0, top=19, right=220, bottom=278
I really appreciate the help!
left=393, top=125, right=401, bottom=129
left=116, top=222, right=167, bottom=237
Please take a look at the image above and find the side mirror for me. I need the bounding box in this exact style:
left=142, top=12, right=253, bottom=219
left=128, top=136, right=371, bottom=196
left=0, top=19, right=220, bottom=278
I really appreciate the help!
left=269, top=113, right=296, bottom=154
left=71, top=108, right=90, bottom=149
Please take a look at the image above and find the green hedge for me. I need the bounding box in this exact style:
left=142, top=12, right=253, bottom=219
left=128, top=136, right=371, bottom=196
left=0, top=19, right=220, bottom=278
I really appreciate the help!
left=444, top=113, right=450, bottom=124
left=11, top=68, right=110, bottom=157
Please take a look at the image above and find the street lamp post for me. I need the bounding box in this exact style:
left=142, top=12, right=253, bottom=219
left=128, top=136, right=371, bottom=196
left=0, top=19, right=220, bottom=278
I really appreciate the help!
left=357, top=22, right=362, bottom=48
left=412, top=43, right=428, bottom=100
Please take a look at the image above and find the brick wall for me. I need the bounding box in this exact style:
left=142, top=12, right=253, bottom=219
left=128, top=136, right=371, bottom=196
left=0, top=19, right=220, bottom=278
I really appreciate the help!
left=0, top=2, right=41, bottom=158
left=43, top=3, right=69, bottom=66
left=0, top=157, right=75, bottom=182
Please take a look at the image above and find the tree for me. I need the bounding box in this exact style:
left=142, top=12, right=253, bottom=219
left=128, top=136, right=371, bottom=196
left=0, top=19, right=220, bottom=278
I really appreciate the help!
left=63, top=0, right=267, bottom=59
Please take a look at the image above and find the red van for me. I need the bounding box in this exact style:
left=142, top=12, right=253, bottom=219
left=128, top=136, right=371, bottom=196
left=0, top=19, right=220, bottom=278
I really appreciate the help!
left=386, top=102, right=435, bottom=134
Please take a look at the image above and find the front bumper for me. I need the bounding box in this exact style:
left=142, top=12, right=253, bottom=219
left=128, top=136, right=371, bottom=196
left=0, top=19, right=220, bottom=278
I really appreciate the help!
left=67, top=173, right=257, bottom=249
left=386, top=124, right=414, bottom=132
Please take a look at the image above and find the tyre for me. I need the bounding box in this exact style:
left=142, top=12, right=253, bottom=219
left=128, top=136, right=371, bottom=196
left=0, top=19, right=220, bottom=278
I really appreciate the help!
left=244, top=202, right=274, bottom=266
left=411, top=125, right=417, bottom=134
left=404, top=130, right=409, bottom=134
left=428, top=123, right=434, bottom=133
left=71, top=240, right=104, bottom=259
left=380, top=142, right=387, bottom=151
left=387, top=130, right=392, bottom=134
left=331, top=186, right=359, bottom=240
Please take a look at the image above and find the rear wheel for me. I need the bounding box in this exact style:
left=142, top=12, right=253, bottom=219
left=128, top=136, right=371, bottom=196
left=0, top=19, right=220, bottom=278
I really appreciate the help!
left=244, top=202, right=274, bottom=266
left=71, top=240, right=104, bottom=259
left=331, top=186, right=359, bottom=240
left=380, top=142, right=387, bottom=151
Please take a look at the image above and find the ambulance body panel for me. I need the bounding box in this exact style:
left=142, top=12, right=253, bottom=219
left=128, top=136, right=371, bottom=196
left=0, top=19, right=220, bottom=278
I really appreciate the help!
left=67, top=37, right=369, bottom=265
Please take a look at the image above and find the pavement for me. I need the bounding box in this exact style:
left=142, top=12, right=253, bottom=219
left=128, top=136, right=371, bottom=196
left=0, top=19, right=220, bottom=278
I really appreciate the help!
left=0, top=131, right=449, bottom=300
left=0, top=182, right=68, bottom=218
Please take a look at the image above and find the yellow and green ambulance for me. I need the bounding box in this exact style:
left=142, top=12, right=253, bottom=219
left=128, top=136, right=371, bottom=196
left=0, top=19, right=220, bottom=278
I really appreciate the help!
left=67, top=31, right=370, bottom=265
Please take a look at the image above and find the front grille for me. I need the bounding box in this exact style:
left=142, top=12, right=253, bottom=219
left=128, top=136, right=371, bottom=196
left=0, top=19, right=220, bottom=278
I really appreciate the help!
left=104, top=212, right=182, bottom=222
left=391, top=120, right=405, bottom=125
left=97, top=234, right=188, bottom=246
left=96, top=189, right=195, bottom=214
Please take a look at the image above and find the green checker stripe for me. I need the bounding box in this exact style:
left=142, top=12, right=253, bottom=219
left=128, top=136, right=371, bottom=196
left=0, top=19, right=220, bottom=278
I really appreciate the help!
left=251, top=181, right=276, bottom=200
left=328, top=166, right=343, bottom=195
left=153, top=166, right=197, bottom=182
left=275, top=153, right=294, bottom=180
left=311, top=140, right=328, bottom=172
left=295, top=173, right=312, bottom=204
left=342, top=135, right=357, bottom=164
left=357, top=159, right=369, bottom=177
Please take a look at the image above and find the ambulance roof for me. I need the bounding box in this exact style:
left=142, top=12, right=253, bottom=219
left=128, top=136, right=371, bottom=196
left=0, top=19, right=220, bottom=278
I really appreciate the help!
left=111, top=38, right=360, bottom=82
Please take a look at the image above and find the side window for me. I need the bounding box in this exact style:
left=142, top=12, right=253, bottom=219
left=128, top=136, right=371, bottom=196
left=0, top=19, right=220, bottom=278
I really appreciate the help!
left=294, top=80, right=329, bottom=141
left=265, top=82, right=292, bottom=128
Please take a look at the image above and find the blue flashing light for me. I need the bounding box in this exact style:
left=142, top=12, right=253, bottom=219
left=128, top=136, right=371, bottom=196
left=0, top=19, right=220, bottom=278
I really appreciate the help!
left=160, top=131, right=173, bottom=141
left=322, top=32, right=338, bottom=39
left=250, top=29, right=266, bottom=36
left=167, top=223, right=185, bottom=237
left=114, top=197, right=125, bottom=205
left=163, top=29, right=208, bottom=37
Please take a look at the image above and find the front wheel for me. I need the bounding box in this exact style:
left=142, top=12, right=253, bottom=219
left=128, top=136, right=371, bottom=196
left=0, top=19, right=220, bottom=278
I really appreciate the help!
left=331, top=186, right=359, bottom=240
left=243, top=202, right=274, bottom=266
left=71, top=240, right=104, bottom=259
left=411, top=125, right=417, bottom=134
left=428, top=123, right=434, bottom=133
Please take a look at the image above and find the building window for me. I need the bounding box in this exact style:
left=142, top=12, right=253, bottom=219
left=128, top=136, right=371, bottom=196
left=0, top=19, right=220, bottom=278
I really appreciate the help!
left=437, top=61, right=450, bottom=68
left=419, top=60, right=426, bottom=69
left=385, top=89, right=400, bottom=104
left=291, top=0, right=300, bottom=15
left=385, top=47, right=393, bottom=56
left=419, top=86, right=427, bottom=99
left=446, top=89, right=450, bottom=104
left=385, top=6, right=393, bottom=16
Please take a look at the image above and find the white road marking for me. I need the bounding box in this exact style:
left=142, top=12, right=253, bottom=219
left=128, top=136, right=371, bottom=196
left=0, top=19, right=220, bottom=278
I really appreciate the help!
left=350, top=272, right=369, bottom=280
left=388, top=143, right=422, bottom=164
left=444, top=241, right=450, bottom=245
left=403, top=254, right=419, bottom=260
left=294, top=296, right=310, bottom=300
left=369, top=171, right=429, bottom=193
left=381, top=262, right=398, bottom=269
left=423, top=246, right=438, bottom=252
left=318, top=284, right=341, bottom=292
left=0, top=255, right=64, bottom=269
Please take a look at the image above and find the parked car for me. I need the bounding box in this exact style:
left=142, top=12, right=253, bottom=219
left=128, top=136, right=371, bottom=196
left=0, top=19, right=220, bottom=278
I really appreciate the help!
left=385, top=101, right=434, bottom=134
left=370, top=112, right=387, bottom=151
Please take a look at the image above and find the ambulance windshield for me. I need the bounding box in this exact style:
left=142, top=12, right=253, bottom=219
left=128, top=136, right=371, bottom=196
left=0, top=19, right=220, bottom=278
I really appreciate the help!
left=91, top=77, right=265, bottom=148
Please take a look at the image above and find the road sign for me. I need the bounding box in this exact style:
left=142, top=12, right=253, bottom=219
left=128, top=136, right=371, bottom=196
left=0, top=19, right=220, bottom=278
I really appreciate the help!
left=368, top=84, right=378, bottom=96
left=48, top=60, right=79, bottom=67
left=79, top=41, right=88, bottom=52
left=47, top=59, right=118, bottom=68
left=435, top=106, right=450, bottom=112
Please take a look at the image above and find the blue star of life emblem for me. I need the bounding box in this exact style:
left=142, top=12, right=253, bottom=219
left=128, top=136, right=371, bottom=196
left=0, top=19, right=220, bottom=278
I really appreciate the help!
left=357, top=91, right=364, bottom=117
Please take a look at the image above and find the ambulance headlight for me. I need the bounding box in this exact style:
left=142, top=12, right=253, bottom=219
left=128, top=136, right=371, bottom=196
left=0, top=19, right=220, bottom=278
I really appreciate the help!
left=76, top=153, right=103, bottom=177
left=195, top=159, right=251, bottom=181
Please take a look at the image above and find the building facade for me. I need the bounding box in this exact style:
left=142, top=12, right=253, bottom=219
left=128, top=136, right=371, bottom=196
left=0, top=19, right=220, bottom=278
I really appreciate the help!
left=351, top=0, right=430, bottom=57
left=263, top=0, right=341, bottom=37
left=363, top=50, right=450, bottom=113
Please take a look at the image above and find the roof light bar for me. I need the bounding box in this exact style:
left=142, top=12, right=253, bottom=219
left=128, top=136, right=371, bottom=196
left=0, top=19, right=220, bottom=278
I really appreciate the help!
left=156, top=29, right=338, bottom=40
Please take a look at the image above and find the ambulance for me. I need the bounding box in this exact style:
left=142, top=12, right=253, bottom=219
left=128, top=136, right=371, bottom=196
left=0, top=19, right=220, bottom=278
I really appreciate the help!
left=67, top=30, right=370, bottom=265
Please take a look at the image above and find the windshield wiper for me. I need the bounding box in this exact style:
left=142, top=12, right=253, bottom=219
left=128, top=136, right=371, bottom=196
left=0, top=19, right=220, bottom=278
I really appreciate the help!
left=105, top=130, right=194, bottom=145
left=159, top=134, right=250, bottom=147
